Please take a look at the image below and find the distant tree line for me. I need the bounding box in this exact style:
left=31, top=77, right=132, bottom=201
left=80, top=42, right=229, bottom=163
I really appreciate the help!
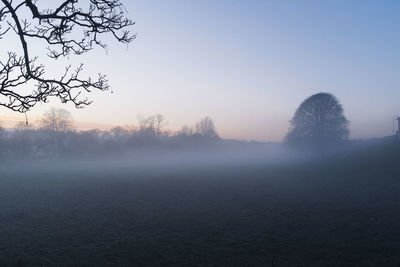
left=0, top=109, right=220, bottom=160
left=0, top=92, right=353, bottom=160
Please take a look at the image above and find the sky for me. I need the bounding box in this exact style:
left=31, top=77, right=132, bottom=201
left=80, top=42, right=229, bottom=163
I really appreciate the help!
left=1, top=0, right=400, bottom=141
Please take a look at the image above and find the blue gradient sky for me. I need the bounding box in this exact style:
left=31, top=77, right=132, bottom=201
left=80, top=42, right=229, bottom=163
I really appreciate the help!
left=1, top=0, right=400, bottom=141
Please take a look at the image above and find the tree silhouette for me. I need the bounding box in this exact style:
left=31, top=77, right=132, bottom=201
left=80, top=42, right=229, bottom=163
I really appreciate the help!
left=286, top=92, right=349, bottom=148
left=195, top=116, right=219, bottom=139
left=11, top=121, right=33, bottom=157
left=0, top=0, right=134, bottom=112
left=42, top=107, right=73, bottom=135
left=0, top=123, right=5, bottom=157
left=0, top=123, right=4, bottom=142
left=41, top=107, right=74, bottom=156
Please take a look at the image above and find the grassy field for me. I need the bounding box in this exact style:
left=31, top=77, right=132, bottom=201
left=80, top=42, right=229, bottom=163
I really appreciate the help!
left=1, top=143, right=400, bottom=266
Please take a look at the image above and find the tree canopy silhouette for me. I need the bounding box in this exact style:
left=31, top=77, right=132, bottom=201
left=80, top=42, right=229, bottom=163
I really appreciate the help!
left=286, top=92, right=349, bottom=148
left=0, top=0, right=134, bottom=112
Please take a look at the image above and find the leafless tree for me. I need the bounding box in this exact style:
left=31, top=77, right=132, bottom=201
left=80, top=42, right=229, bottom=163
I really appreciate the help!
left=0, top=0, right=134, bottom=112
left=41, top=107, right=73, bottom=155
left=195, top=116, right=219, bottom=138
left=0, top=122, right=4, bottom=141
left=137, top=113, right=167, bottom=136
left=0, top=123, right=5, bottom=156
left=110, top=126, right=130, bottom=139
left=42, top=107, right=73, bottom=134
left=137, top=114, right=155, bottom=134
left=179, top=124, right=193, bottom=136
left=155, top=114, right=167, bottom=134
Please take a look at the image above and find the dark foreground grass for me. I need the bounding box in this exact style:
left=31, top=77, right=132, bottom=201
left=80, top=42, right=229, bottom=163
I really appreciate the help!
left=1, top=144, right=400, bottom=266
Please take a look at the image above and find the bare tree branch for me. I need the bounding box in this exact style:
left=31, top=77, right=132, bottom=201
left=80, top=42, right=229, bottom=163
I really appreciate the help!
left=0, top=0, right=134, bottom=112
